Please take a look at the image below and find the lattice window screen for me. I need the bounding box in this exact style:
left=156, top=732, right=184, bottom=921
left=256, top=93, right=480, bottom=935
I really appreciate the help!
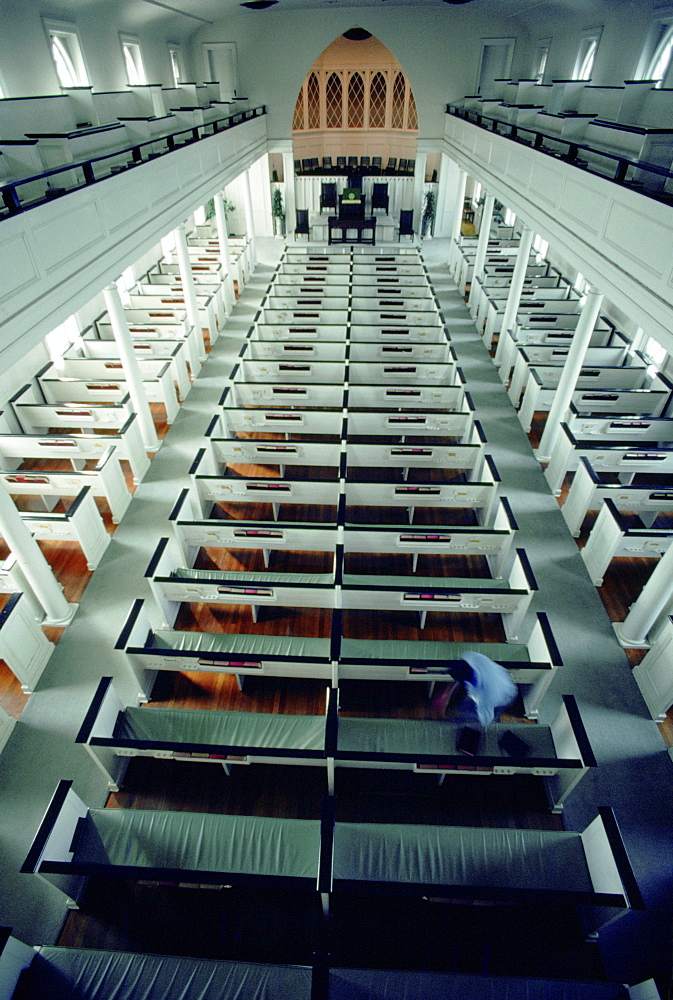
left=348, top=73, right=365, bottom=127
left=292, top=88, right=304, bottom=130
left=325, top=72, right=343, bottom=128
left=369, top=71, right=386, bottom=127
left=391, top=72, right=405, bottom=128
left=407, top=90, right=418, bottom=130
left=307, top=72, right=320, bottom=129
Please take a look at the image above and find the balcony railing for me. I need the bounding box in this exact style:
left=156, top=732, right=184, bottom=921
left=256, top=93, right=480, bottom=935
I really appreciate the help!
left=0, top=105, right=267, bottom=220
left=446, top=104, right=673, bottom=208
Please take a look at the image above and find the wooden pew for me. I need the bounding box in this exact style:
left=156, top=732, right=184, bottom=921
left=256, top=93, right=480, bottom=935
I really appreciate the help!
left=37, top=360, right=179, bottom=424
left=513, top=356, right=649, bottom=418
left=544, top=416, right=673, bottom=495
left=126, top=292, right=219, bottom=346
left=581, top=498, right=673, bottom=586
left=561, top=456, right=673, bottom=536
left=116, top=599, right=557, bottom=709
left=508, top=337, right=631, bottom=406
left=72, top=336, right=191, bottom=401
left=0, top=443, right=131, bottom=524
left=496, top=317, right=614, bottom=380
left=0, top=593, right=54, bottom=693
left=78, top=677, right=593, bottom=812
left=7, top=388, right=149, bottom=484
left=517, top=370, right=670, bottom=434
left=96, top=312, right=203, bottom=374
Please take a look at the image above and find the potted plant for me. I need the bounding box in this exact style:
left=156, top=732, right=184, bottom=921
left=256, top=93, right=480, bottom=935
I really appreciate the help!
left=272, top=188, right=285, bottom=237
left=421, top=189, right=436, bottom=238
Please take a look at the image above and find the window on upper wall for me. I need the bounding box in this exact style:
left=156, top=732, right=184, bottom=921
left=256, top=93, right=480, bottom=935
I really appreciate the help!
left=648, top=23, right=673, bottom=88
left=120, top=35, right=147, bottom=86
left=43, top=19, right=89, bottom=87
left=533, top=233, right=548, bottom=258
left=573, top=28, right=602, bottom=81
left=533, top=38, right=551, bottom=84
left=643, top=335, right=667, bottom=368
left=168, top=45, right=184, bottom=87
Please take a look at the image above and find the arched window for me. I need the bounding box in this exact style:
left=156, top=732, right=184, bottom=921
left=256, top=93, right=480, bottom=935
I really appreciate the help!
left=306, top=72, right=320, bottom=129
left=369, top=71, right=386, bottom=127
left=51, top=36, right=79, bottom=87
left=348, top=73, right=365, bottom=128
left=407, top=90, right=418, bottom=130
left=391, top=72, right=405, bottom=128
left=292, top=90, right=304, bottom=130
left=649, top=25, right=673, bottom=88
left=325, top=72, right=342, bottom=128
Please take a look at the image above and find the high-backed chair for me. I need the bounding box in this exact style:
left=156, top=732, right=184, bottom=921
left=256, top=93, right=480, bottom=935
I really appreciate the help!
left=371, top=156, right=382, bottom=174
left=386, top=157, right=397, bottom=173
left=398, top=158, right=408, bottom=174
left=301, top=158, right=312, bottom=173
left=308, top=157, right=320, bottom=173
left=405, top=158, right=416, bottom=175
left=320, top=182, right=338, bottom=213
left=398, top=209, right=414, bottom=241
left=360, top=155, right=371, bottom=170
left=294, top=159, right=302, bottom=174
left=348, top=155, right=358, bottom=169
left=294, top=208, right=310, bottom=240
left=336, top=156, right=346, bottom=169
left=322, top=156, right=333, bottom=172
left=371, top=183, right=389, bottom=213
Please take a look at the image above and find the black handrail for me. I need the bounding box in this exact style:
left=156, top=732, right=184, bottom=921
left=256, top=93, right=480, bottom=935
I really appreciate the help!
left=446, top=103, right=673, bottom=208
left=1, top=105, right=267, bottom=219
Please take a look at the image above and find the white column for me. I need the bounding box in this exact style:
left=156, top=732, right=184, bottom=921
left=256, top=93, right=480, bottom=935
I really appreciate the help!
left=0, top=485, right=76, bottom=626
left=535, top=288, right=604, bottom=462
left=103, top=284, right=160, bottom=452
left=614, top=545, right=673, bottom=648
left=412, top=152, right=428, bottom=237
left=494, top=225, right=534, bottom=369
left=447, top=168, right=467, bottom=269
left=173, top=224, right=206, bottom=355
left=467, top=193, right=494, bottom=307
left=282, top=151, right=296, bottom=239
left=214, top=193, right=235, bottom=314
left=242, top=169, right=257, bottom=269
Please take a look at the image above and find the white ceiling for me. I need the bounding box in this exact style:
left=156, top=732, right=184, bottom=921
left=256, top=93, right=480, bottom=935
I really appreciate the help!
left=122, top=0, right=601, bottom=30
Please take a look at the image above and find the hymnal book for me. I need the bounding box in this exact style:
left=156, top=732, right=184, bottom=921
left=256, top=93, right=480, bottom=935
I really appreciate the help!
left=498, top=730, right=531, bottom=758
left=457, top=726, right=481, bottom=756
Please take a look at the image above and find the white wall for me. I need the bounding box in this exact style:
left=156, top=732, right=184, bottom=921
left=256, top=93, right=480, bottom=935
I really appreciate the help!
left=190, top=7, right=535, bottom=142
left=0, top=0, right=195, bottom=96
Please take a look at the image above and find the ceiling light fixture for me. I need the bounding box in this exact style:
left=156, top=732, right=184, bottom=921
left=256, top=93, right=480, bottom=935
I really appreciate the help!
left=442, top=0, right=474, bottom=4
left=240, top=1, right=278, bottom=9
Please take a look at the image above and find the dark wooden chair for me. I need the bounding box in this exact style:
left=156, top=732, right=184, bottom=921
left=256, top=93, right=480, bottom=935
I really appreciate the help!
left=386, top=157, right=397, bottom=173
left=371, top=183, right=389, bottom=213
left=336, top=156, right=347, bottom=169
left=360, top=155, right=371, bottom=170
left=294, top=208, right=310, bottom=240
left=320, top=182, right=338, bottom=213
left=348, top=155, right=358, bottom=169
left=322, top=156, right=333, bottom=171
left=371, top=156, right=382, bottom=174
left=405, top=158, right=416, bottom=175
left=398, top=209, right=414, bottom=241
left=398, top=158, right=408, bottom=174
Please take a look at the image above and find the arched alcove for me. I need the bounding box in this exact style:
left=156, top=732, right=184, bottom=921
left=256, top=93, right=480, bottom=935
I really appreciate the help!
left=291, top=29, right=418, bottom=169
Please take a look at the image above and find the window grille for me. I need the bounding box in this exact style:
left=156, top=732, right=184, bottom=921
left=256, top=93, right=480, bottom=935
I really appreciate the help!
left=391, top=72, right=405, bottom=128
left=325, top=72, right=342, bottom=128
left=307, top=72, right=320, bottom=129
left=369, top=71, right=386, bottom=127
left=348, top=73, right=365, bottom=128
